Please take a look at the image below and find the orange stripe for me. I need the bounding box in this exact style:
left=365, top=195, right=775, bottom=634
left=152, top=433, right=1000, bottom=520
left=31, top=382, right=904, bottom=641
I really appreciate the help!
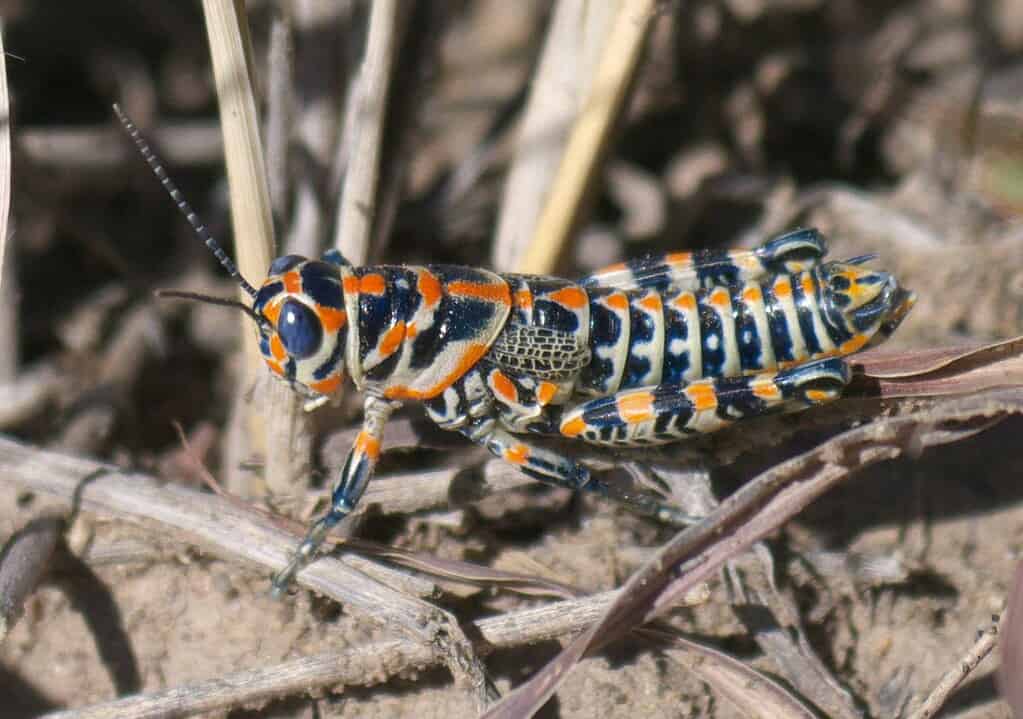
left=343, top=276, right=360, bottom=294
left=514, top=289, right=534, bottom=310
left=741, top=286, right=762, bottom=303
left=504, top=444, right=530, bottom=465
left=617, top=391, right=655, bottom=424
left=800, top=274, right=816, bottom=297
left=384, top=342, right=489, bottom=400
left=665, top=251, right=692, bottom=264
left=686, top=383, right=717, bottom=411
left=283, top=271, right=301, bottom=294
left=318, top=306, right=347, bottom=332
left=673, top=293, right=697, bottom=311
left=354, top=431, right=381, bottom=461
left=446, top=280, right=511, bottom=306
left=270, top=334, right=287, bottom=361
left=604, top=293, right=628, bottom=311
left=310, top=374, right=342, bottom=395
left=839, top=334, right=868, bottom=355
left=266, top=359, right=285, bottom=376
left=751, top=380, right=781, bottom=400
left=406, top=322, right=418, bottom=338
left=417, top=269, right=443, bottom=307
left=805, top=388, right=836, bottom=402
left=709, top=287, right=730, bottom=309
left=639, top=293, right=662, bottom=313
left=359, top=274, right=387, bottom=295
left=560, top=416, right=586, bottom=437
left=773, top=277, right=792, bottom=298
left=548, top=287, right=587, bottom=309
left=263, top=301, right=281, bottom=326
left=490, top=370, right=518, bottom=403
left=537, top=381, right=558, bottom=405
left=378, top=321, right=406, bottom=357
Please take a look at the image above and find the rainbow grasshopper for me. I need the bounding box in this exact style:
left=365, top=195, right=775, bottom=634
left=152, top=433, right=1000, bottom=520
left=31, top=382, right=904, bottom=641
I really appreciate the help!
left=116, top=106, right=915, bottom=596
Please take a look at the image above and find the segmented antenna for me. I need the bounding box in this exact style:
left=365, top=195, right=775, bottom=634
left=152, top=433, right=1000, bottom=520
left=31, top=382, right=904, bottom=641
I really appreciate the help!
left=155, top=289, right=270, bottom=332
left=113, top=103, right=259, bottom=299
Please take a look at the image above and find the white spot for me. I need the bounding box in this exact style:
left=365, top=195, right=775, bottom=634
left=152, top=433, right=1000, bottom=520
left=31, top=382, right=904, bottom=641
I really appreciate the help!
left=742, top=330, right=753, bottom=345
left=285, top=310, right=297, bottom=325
left=669, top=337, right=686, bottom=355
left=396, top=278, right=410, bottom=289
left=706, top=334, right=720, bottom=351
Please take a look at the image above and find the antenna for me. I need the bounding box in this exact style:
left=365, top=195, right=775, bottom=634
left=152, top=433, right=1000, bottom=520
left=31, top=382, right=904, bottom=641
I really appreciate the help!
left=155, top=289, right=270, bottom=332
left=113, top=103, right=259, bottom=299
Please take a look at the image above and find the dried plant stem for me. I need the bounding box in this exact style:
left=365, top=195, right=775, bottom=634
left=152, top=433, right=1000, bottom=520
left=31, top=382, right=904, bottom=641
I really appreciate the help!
left=492, top=0, right=619, bottom=272
left=906, top=617, right=1001, bottom=719
left=333, top=0, right=404, bottom=264
left=202, top=0, right=309, bottom=498
left=39, top=590, right=614, bottom=719
left=0, top=18, right=10, bottom=292
left=517, top=0, right=656, bottom=274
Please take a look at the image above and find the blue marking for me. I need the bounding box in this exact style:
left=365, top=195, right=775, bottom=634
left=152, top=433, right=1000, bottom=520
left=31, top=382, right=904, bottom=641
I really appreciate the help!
left=301, top=261, right=344, bottom=308
left=733, top=286, right=765, bottom=372
left=792, top=274, right=824, bottom=356
left=254, top=280, right=284, bottom=313
left=698, top=301, right=725, bottom=377
left=313, top=336, right=345, bottom=380
left=622, top=295, right=655, bottom=389
left=763, top=281, right=796, bottom=363
left=321, top=248, right=351, bottom=267
left=578, top=289, right=622, bottom=393
left=269, top=255, right=305, bottom=274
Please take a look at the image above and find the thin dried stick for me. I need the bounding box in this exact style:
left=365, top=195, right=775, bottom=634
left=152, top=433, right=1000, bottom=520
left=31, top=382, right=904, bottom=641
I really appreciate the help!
left=38, top=590, right=616, bottom=719
left=332, top=0, right=403, bottom=264
left=0, top=435, right=457, bottom=646
left=906, top=616, right=1001, bottom=719
left=21, top=123, right=223, bottom=168
left=202, top=0, right=310, bottom=498
left=517, top=0, right=656, bottom=274
left=492, top=0, right=619, bottom=272
left=0, top=18, right=10, bottom=293
left=0, top=434, right=494, bottom=708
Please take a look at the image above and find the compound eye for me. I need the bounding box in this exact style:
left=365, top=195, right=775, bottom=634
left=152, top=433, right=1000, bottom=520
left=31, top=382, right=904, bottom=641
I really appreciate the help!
left=277, top=299, right=322, bottom=359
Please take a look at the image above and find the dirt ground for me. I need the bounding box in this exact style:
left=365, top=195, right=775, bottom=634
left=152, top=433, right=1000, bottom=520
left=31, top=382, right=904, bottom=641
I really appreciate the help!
left=3, top=2, right=1023, bottom=718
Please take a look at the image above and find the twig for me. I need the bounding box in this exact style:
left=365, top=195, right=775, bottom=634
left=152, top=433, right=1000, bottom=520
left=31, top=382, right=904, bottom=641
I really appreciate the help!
left=0, top=435, right=453, bottom=644
left=202, top=0, right=309, bottom=498
left=21, top=123, right=224, bottom=169
left=906, top=616, right=1001, bottom=719
left=332, top=0, right=404, bottom=264
left=517, top=0, right=656, bottom=274
left=0, top=515, right=63, bottom=643
left=38, top=590, right=616, bottom=719
left=492, top=0, right=620, bottom=272
left=0, top=434, right=491, bottom=707
left=0, top=18, right=10, bottom=298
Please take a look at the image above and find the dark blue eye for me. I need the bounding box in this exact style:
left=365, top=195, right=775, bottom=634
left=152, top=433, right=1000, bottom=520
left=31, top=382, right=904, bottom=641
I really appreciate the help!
left=277, top=299, right=322, bottom=358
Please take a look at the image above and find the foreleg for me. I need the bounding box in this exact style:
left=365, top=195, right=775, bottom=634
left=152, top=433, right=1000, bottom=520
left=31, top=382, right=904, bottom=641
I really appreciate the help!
left=271, top=395, right=398, bottom=596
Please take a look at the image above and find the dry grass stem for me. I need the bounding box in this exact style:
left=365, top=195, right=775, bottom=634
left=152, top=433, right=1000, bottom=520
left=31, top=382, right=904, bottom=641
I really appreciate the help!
left=907, top=616, right=1001, bottom=719
left=38, top=590, right=616, bottom=719
left=517, top=0, right=656, bottom=275
left=492, top=0, right=619, bottom=272
left=332, top=0, right=403, bottom=265
left=202, top=0, right=309, bottom=497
